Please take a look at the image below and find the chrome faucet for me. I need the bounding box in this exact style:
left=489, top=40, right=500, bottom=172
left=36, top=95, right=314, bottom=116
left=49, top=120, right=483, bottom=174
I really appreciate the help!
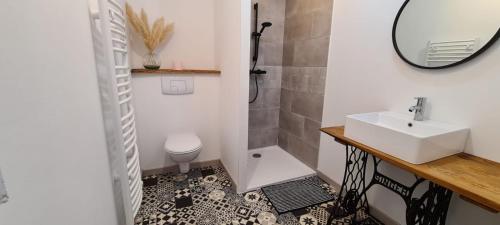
left=409, top=97, right=427, bottom=121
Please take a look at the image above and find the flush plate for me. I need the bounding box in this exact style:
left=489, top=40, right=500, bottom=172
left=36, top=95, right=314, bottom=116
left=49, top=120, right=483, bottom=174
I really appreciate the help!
left=161, top=76, right=194, bottom=95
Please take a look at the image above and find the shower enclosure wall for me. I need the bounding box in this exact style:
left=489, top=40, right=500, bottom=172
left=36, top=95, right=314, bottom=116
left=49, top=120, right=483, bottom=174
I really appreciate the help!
left=248, top=0, right=286, bottom=149
left=278, top=0, right=333, bottom=169
left=247, top=0, right=333, bottom=189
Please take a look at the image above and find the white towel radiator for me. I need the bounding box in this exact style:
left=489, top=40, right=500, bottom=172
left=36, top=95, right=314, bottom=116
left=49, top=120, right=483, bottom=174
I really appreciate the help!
left=425, top=38, right=479, bottom=66
left=90, top=0, right=143, bottom=219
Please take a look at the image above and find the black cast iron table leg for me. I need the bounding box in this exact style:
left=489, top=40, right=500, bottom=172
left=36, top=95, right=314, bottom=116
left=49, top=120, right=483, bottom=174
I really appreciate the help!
left=327, top=144, right=454, bottom=225
left=327, top=145, right=370, bottom=224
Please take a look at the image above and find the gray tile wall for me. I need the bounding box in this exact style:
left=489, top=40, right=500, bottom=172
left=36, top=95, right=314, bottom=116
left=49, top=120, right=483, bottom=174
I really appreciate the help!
left=248, top=0, right=333, bottom=169
left=248, top=0, right=286, bottom=149
left=278, top=0, right=333, bottom=168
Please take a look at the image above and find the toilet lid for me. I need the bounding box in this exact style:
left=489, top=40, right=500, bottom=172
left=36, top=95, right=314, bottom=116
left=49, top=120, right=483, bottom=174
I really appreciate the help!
left=164, top=132, right=202, bottom=154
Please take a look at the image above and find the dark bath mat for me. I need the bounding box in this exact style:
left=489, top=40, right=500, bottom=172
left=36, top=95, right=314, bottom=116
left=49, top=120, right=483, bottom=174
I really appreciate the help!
left=261, top=178, right=335, bottom=214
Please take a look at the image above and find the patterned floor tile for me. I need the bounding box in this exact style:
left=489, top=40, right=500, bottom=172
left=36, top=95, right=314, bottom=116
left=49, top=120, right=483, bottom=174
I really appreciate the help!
left=174, top=196, right=193, bottom=208
left=200, top=167, right=215, bottom=177
left=203, top=174, right=218, bottom=183
left=320, top=200, right=336, bottom=210
left=235, top=205, right=253, bottom=218
left=234, top=216, right=261, bottom=225
left=157, top=173, right=174, bottom=184
left=257, top=211, right=277, bottom=225
left=279, top=212, right=300, bottom=225
left=244, top=191, right=262, bottom=203
left=157, top=181, right=175, bottom=198
left=213, top=198, right=235, bottom=212
left=309, top=207, right=330, bottom=225
left=174, top=188, right=191, bottom=198
left=134, top=164, right=384, bottom=225
left=175, top=206, right=196, bottom=221
left=209, top=189, right=226, bottom=201
left=220, top=179, right=232, bottom=188
left=158, top=211, right=177, bottom=225
left=188, top=177, right=203, bottom=188
left=197, top=211, right=219, bottom=225
left=186, top=168, right=202, bottom=179
left=174, top=178, right=189, bottom=189
left=192, top=201, right=214, bottom=218
left=143, top=176, right=158, bottom=187
left=158, top=200, right=175, bottom=214
left=298, top=214, right=318, bottom=225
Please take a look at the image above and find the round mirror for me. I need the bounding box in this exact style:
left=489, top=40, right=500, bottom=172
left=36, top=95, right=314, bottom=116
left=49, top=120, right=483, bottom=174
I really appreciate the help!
left=393, top=0, right=500, bottom=69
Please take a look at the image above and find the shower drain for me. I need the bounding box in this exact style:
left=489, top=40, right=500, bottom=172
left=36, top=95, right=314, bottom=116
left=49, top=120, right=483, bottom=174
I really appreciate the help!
left=252, top=153, right=262, bottom=158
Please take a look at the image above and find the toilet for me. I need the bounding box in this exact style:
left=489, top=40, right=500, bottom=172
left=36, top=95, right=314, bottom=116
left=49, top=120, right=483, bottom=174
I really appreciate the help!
left=164, top=132, right=202, bottom=173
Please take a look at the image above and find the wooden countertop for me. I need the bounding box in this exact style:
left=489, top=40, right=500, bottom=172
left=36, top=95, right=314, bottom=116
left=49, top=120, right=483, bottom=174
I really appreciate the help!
left=321, top=126, right=500, bottom=212
left=131, top=68, right=221, bottom=75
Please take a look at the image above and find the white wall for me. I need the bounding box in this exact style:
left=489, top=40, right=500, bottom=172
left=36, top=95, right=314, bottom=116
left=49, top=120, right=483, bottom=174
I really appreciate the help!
left=0, top=0, right=119, bottom=224
left=127, top=0, right=216, bottom=69
left=131, top=75, right=221, bottom=170
left=126, top=0, right=222, bottom=170
left=319, top=0, right=500, bottom=224
left=215, top=0, right=251, bottom=192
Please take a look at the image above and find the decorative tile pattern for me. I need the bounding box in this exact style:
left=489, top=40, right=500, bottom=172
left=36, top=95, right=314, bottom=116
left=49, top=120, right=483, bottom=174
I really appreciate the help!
left=208, top=189, right=226, bottom=201
left=309, top=208, right=330, bottom=225
left=235, top=205, right=253, bottom=218
left=134, top=165, right=383, bottom=225
left=244, top=191, right=262, bottom=203
left=174, top=188, right=191, bottom=199
left=257, top=211, right=277, bottom=225
left=197, top=212, right=219, bottom=225
left=203, top=175, right=217, bottom=183
left=299, top=214, right=318, bottom=225
left=279, top=212, right=300, bottom=225
left=158, top=200, right=175, bottom=214
left=174, top=196, right=193, bottom=209
left=200, top=167, right=215, bottom=177
left=176, top=206, right=196, bottom=221
left=237, top=216, right=262, bottom=225
left=143, top=176, right=158, bottom=187
left=158, top=173, right=173, bottom=182
left=153, top=212, right=172, bottom=225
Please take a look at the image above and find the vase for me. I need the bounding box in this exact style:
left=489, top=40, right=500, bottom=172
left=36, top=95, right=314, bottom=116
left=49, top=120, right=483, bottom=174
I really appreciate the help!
left=143, top=52, right=161, bottom=70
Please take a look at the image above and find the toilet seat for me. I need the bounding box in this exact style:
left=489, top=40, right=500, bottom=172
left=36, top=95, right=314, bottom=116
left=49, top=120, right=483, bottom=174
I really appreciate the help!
left=164, top=132, right=202, bottom=155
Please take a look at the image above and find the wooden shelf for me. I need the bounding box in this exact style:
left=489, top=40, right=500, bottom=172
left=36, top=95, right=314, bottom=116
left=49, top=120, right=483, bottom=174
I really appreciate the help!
left=321, top=126, right=500, bottom=213
left=131, top=68, right=221, bottom=75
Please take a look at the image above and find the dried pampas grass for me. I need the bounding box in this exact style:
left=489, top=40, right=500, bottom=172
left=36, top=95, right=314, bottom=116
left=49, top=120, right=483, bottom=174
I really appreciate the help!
left=126, top=3, right=174, bottom=53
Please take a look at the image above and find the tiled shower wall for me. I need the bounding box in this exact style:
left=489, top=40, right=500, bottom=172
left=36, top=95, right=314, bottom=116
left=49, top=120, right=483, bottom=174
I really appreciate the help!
left=278, top=0, right=333, bottom=168
left=248, top=0, right=286, bottom=149
left=248, top=0, right=333, bottom=169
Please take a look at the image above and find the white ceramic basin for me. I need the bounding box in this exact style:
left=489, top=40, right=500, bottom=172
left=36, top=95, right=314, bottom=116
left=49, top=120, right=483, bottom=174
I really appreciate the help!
left=345, top=111, right=469, bottom=164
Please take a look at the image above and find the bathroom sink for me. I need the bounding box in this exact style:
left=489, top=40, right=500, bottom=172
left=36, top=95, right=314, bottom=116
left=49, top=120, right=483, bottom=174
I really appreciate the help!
left=344, top=111, right=469, bottom=164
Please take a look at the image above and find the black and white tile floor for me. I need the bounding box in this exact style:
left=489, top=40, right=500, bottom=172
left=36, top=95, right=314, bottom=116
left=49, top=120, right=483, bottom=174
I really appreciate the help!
left=135, top=165, right=383, bottom=225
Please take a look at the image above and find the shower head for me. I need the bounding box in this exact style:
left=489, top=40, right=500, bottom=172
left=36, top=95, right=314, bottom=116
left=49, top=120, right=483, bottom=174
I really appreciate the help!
left=259, top=22, right=272, bottom=34
left=262, top=22, right=272, bottom=27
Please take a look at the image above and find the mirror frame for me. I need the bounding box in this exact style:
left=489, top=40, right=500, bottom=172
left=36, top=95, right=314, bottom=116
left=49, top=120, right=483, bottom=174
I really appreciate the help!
left=392, top=0, right=500, bottom=69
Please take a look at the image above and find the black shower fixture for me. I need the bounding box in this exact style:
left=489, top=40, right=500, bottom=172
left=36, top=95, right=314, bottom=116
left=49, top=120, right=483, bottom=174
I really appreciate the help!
left=252, top=21, right=272, bottom=62
left=250, top=3, right=272, bottom=103
left=258, top=22, right=272, bottom=35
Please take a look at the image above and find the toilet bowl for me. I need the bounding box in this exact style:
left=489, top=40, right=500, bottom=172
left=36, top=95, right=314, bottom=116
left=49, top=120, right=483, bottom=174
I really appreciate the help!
left=164, top=132, right=202, bottom=173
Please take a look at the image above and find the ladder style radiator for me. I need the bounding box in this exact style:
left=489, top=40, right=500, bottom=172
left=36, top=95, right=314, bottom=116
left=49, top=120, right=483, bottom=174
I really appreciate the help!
left=92, top=0, right=143, bottom=217
left=425, top=38, right=479, bottom=67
